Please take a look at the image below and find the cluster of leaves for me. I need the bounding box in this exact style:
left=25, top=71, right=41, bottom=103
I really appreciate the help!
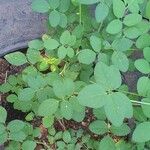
left=1, top=0, right=150, bottom=149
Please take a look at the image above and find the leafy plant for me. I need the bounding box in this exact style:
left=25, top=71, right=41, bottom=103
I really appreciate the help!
left=1, top=0, right=150, bottom=149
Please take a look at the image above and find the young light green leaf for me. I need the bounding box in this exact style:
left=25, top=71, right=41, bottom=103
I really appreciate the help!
left=95, top=3, right=109, bottom=23
left=111, top=51, right=129, bottom=72
left=134, top=59, right=150, bottom=74
left=32, top=0, right=50, bottom=13
left=106, top=19, right=122, bottom=34
left=99, top=136, right=116, bottom=150
left=89, top=120, right=108, bottom=135
left=78, top=49, right=96, bottom=64
left=0, top=106, right=7, bottom=123
left=49, top=10, right=60, bottom=27
left=94, top=62, right=122, bottom=90
left=44, top=38, right=59, bottom=50
left=38, top=99, right=59, bottom=116
left=90, top=35, right=101, bottom=52
left=5, top=52, right=27, bottom=66
left=132, top=122, right=150, bottom=142
left=113, top=0, right=125, bottom=18
left=123, top=14, right=142, bottom=26
left=77, top=84, right=106, bottom=108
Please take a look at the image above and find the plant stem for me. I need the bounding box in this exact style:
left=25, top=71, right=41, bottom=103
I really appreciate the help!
left=98, top=21, right=103, bottom=32
left=131, top=100, right=150, bottom=106
left=79, top=4, right=82, bottom=25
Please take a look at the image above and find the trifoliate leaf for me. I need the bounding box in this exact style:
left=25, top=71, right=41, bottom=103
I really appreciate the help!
left=132, top=122, right=150, bottom=142
left=106, top=19, right=122, bottom=34
left=0, top=106, right=7, bottom=123
left=89, top=120, right=108, bottom=135
left=111, top=51, right=129, bottom=72
left=113, top=0, right=125, bottom=18
left=134, top=59, right=150, bottom=74
left=78, top=49, right=96, bottom=64
left=38, top=99, right=59, bottom=116
left=95, top=3, right=109, bottom=23
left=32, top=0, right=50, bottom=13
left=5, top=52, right=27, bottom=66
left=90, top=35, right=101, bottom=52
left=49, top=10, right=60, bottom=27
left=123, top=14, right=142, bottom=26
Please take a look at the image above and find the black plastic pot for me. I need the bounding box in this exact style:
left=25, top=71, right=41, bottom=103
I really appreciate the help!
left=0, top=0, right=47, bottom=57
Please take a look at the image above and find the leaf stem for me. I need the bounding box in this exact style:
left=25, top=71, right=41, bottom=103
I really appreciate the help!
left=118, top=90, right=140, bottom=97
left=98, top=21, right=103, bottom=32
left=131, top=100, right=150, bottom=106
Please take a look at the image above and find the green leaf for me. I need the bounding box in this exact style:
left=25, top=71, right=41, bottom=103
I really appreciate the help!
left=60, top=30, right=71, bottom=45
left=112, top=37, right=133, bottom=51
left=0, top=106, right=7, bottom=123
left=22, top=141, right=36, bottom=150
left=90, top=36, right=101, bottom=52
left=49, top=10, right=60, bottom=27
left=99, top=136, right=116, bottom=150
left=63, top=131, right=71, bottom=143
left=113, top=0, right=125, bottom=18
left=7, top=120, right=25, bottom=132
left=0, top=132, right=7, bottom=144
left=79, top=0, right=100, bottom=5
left=141, top=98, right=150, bottom=118
left=106, top=19, right=122, bottom=34
left=42, top=116, right=54, bottom=128
left=111, top=51, right=129, bottom=72
left=53, top=78, right=74, bottom=98
left=143, top=47, right=150, bottom=62
left=60, top=101, right=73, bottom=120
left=94, top=62, right=122, bottom=90
left=5, top=52, right=27, bottom=66
left=137, top=77, right=150, bottom=97
left=59, top=0, right=70, bottom=12
left=104, top=92, right=133, bottom=126
left=32, top=0, right=50, bottom=13
left=0, top=124, right=6, bottom=134
left=18, top=88, right=35, bottom=101
left=123, top=14, right=142, bottom=26
left=77, top=84, right=106, bottom=108
left=95, top=3, right=109, bottom=23
left=6, top=94, right=18, bottom=103
left=9, top=131, right=26, bottom=142
left=93, top=108, right=106, bottom=120
left=28, top=40, right=43, bottom=50
left=132, top=122, right=150, bottom=142
left=89, top=120, right=108, bottom=135
left=136, top=33, right=150, bottom=49
left=67, top=47, right=74, bottom=58
left=146, top=0, right=150, bottom=19
left=48, top=0, right=60, bottom=9
left=78, top=49, right=96, bottom=64
left=38, top=99, right=59, bottom=116
left=57, top=46, right=67, bottom=59
left=44, top=38, right=59, bottom=50
left=124, top=27, right=141, bottom=39
left=134, top=59, right=150, bottom=74
left=110, top=123, right=130, bottom=136
left=59, top=13, right=67, bottom=28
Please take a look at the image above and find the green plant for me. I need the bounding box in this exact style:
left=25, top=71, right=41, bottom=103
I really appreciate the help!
left=1, top=0, right=150, bottom=149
